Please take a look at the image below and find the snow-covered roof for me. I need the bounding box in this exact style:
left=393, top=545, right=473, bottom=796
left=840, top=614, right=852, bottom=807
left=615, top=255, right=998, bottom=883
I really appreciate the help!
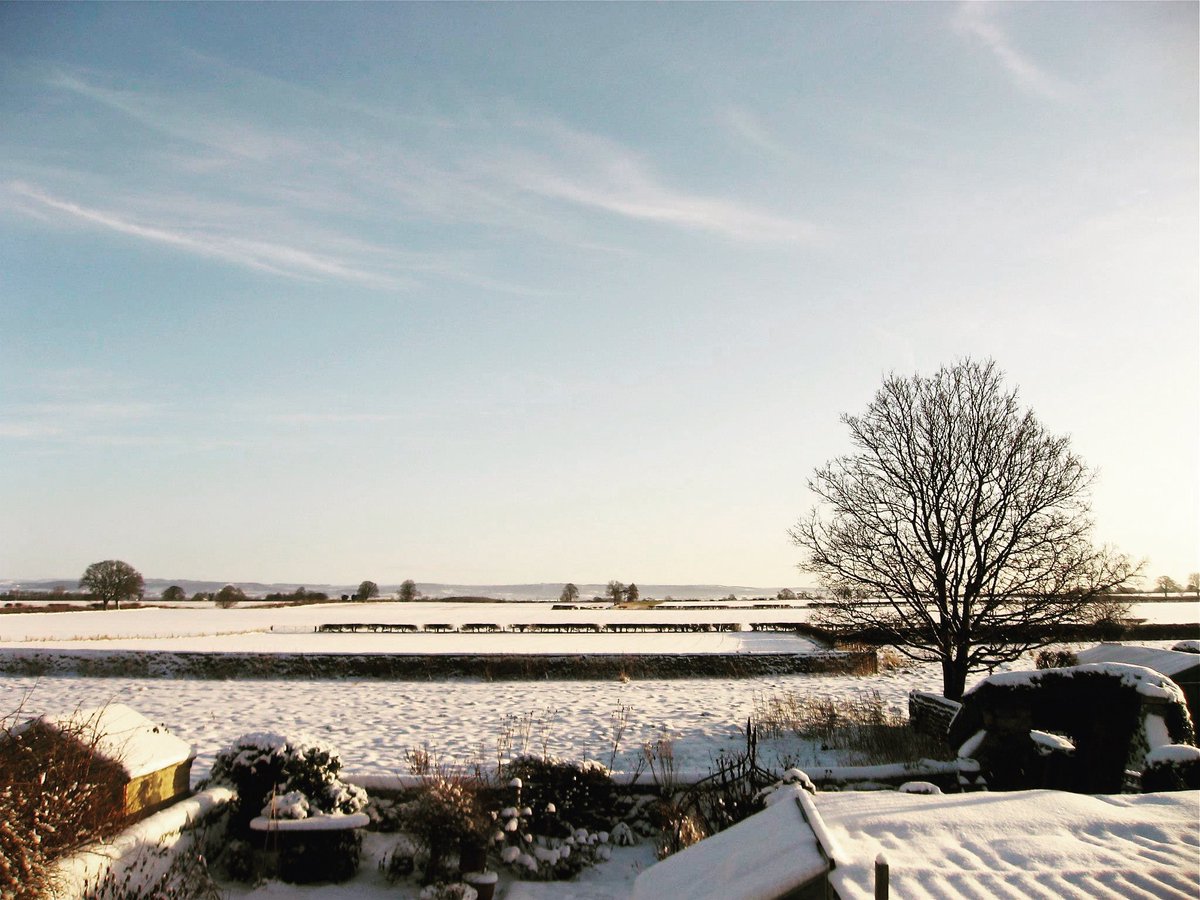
left=39, top=704, right=194, bottom=779
left=1076, top=643, right=1200, bottom=678
left=631, top=785, right=827, bottom=900
left=819, top=789, right=1200, bottom=900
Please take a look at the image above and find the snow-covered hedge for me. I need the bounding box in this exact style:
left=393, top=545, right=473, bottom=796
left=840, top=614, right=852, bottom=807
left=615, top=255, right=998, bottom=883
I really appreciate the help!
left=949, top=663, right=1196, bottom=793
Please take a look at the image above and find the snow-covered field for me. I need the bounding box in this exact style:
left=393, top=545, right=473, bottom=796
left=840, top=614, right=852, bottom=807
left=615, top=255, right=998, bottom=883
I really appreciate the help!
left=1, top=598, right=1192, bottom=650
left=0, top=600, right=820, bottom=652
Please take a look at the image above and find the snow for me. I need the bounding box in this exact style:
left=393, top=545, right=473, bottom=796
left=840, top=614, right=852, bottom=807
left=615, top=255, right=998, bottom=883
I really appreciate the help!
left=32, top=702, right=194, bottom=778
left=1076, top=643, right=1200, bottom=677
left=631, top=785, right=828, bottom=900
left=0, top=601, right=822, bottom=653
left=4, top=598, right=1190, bottom=650
left=965, top=661, right=1187, bottom=704
left=50, top=787, right=234, bottom=897
left=817, top=789, right=1200, bottom=899
left=249, top=812, right=370, bottom=831
left=1146, top=744, right=1200, bottom=765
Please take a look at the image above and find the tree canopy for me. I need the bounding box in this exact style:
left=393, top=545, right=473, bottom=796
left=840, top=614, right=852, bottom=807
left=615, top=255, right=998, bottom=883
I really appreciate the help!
left=1155, top=575, right=1183, bottom=596
left=397, top=579, right=418, bottom=602
left=160, top=585, right=186, bottom=603
left=355, top=580, right=380, bottom=601
left=559, top=583, right=580, bottom=603
left=79, top=560, right=143, bottom=611
left=791, top=359, right=1137, bottom=700
left=214, top=584, right=246, bottom=608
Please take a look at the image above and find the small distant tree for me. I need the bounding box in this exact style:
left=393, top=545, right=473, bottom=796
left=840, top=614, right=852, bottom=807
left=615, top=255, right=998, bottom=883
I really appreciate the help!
left=1188, top=573, right=1200, bottom=597
left=355, top=580, right=380, bottom=602
left=626, top=583, right=640, bottom=603
left=191, top=591, right=212, bottom=602
left=559, top=583, right=580, bottom=603
left=79, top=560, right=143, bottom=611
left=160, top=585, right=186, bottom=603
left=606, top=580, right=626, bottom=604
left=777, top=588, right=797, bottom=601
left=1156, top=575, right=1182, bottom=597
left=398, top=579, right=418, bottom=602
left=214, top=584, right=246, bottom=608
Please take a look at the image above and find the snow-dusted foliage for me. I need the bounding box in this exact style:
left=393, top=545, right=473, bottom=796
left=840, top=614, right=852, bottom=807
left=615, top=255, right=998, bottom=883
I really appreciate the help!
left=1141, top=744, right=1200, bottom=791
left=490, top=774, right=613, bottom=880
left=210, top=732, right=366, bottom=835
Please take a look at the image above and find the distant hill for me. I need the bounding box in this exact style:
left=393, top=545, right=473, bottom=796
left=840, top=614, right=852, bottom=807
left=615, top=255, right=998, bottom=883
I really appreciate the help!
left=1, top=577, right=815, bottom=601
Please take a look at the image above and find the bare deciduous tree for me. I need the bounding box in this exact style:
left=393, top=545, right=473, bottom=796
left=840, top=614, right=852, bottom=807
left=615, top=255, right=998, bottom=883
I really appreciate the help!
left=791, top=359, right=1138, bottom=700
left=79, top=560, right=144, bottom=611
left=355, top=580, right=380, bottom=601
left=397, top=579, right=418, bottom=602
left=1155, top=575, right=1182, bottom=597
left=559, top=583, right=580, bottom=603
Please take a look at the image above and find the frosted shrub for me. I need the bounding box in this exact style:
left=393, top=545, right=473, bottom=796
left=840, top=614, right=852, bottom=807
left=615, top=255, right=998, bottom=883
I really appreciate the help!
left=210, top=732, right=367, bottom=835
left=490, top=774, right=612, bottom=880
left=1141, top=745, right=1200, bottom=792
left=406, top=775, right=490, bottom=882
left=1035, top=648, right=1079, bottom=670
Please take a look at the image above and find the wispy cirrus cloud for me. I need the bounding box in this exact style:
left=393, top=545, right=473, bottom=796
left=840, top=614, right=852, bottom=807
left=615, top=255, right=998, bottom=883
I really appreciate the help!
left=4, top=181, right=409, bottom=289
left=718, top=107, right=794, bottom=161
left=953, top=3, right=1075, bottom=102
left=8, top=60, right=822, bottom=302
left=48, top=70, right=298, bottom=162
left=489, top=122, right=819, bottom=244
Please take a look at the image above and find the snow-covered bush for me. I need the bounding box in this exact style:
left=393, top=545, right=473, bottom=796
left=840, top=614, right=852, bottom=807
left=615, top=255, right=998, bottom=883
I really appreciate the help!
left=950, top=663, right=1196, bottom=793
left=405, top=775, right=491, bottom=882
left=500, top=756, right=618, bottom=833
left=209, top=732, right=368, bottom=884
left=210, top=732, right=367, bottom=835
left=490, top=776, right=612, bottom=880
left=1141, top=745, right=1200, bottom=792
left=1035, top=648, right=1079, bottom=670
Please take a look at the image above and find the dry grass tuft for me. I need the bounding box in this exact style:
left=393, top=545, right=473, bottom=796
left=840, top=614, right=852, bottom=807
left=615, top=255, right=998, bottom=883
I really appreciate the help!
left=752, top=690, right=947, bottom=766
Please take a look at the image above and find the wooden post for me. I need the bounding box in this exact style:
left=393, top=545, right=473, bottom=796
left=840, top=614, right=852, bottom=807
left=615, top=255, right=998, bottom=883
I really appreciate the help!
left=875, top=852, right=889, bottom=900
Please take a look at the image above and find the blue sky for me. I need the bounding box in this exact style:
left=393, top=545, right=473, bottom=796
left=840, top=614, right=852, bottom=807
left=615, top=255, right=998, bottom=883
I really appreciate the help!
left=1, top=2, right=1196, bottom=587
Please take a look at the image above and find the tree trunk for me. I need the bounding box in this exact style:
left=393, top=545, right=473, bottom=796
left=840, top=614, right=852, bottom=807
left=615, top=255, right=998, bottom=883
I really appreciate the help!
left=941, top=657, right=969, bottom=702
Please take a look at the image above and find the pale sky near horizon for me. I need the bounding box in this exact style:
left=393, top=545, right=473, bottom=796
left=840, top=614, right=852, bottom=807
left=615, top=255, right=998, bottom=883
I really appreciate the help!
left=1, top=2, right=1196, bottom=588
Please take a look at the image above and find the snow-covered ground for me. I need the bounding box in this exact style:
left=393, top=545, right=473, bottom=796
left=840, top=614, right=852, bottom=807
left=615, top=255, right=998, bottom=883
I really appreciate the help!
left=0, top=600, right=819, bottom=651
left=4, top=667, right=939, bottom=783
left=7, top=601, right=1197, bottom=899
